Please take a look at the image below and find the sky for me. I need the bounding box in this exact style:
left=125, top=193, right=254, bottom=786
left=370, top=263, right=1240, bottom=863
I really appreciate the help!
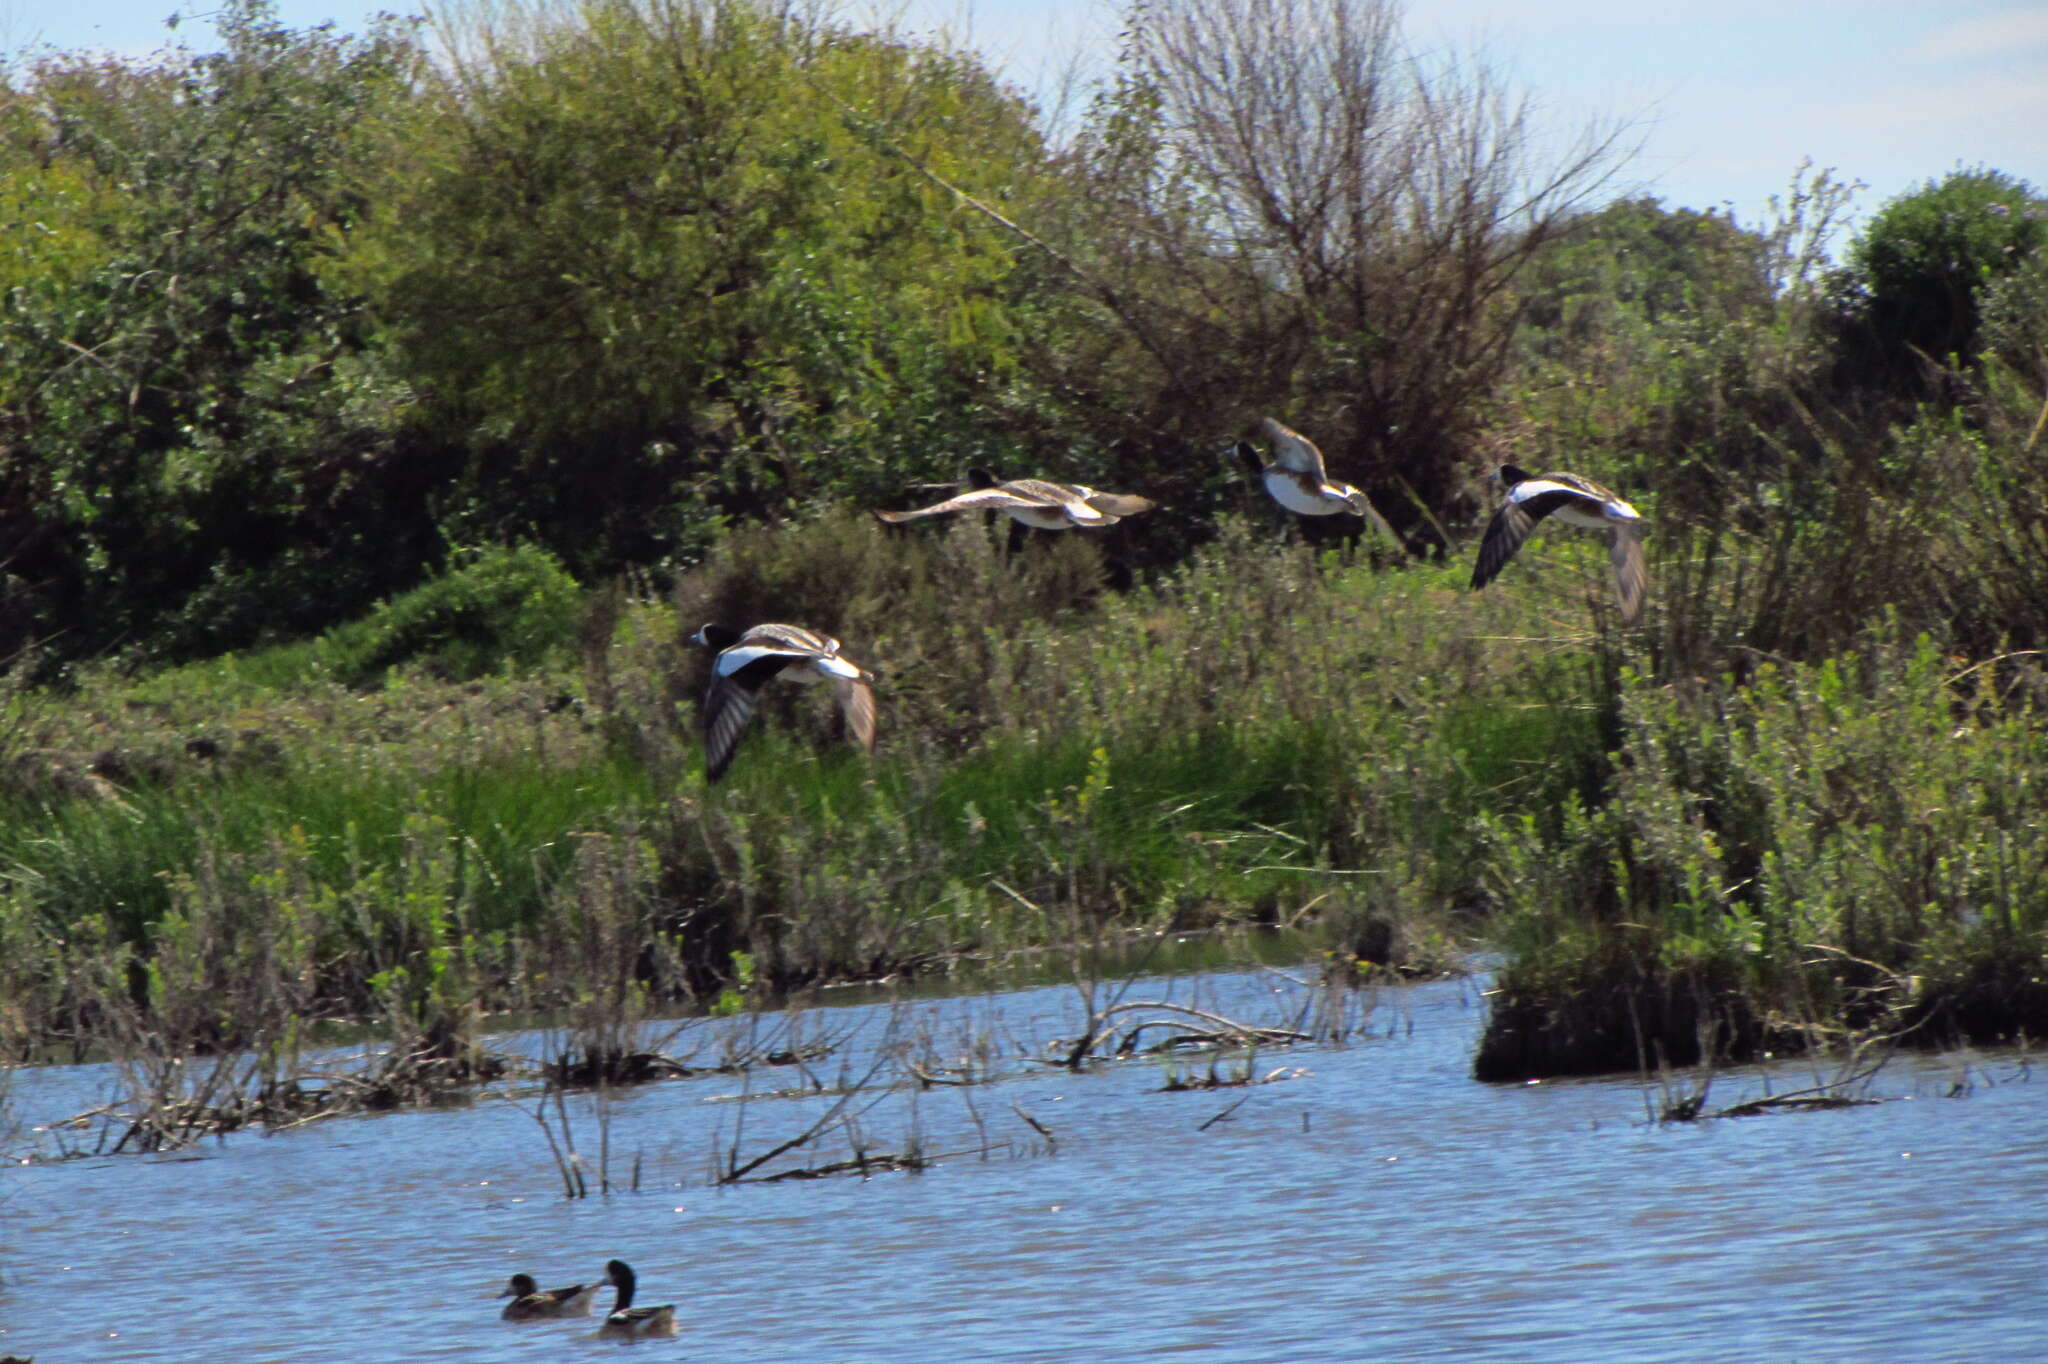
left=6, top=0, right=2045, bottom=241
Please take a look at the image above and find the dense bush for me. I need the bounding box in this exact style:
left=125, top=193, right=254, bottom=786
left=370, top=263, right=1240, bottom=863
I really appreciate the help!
left=1840, top=167, right=2048, bottom=380
left=0, top=518, right=1589, bottom=1052
left=0, top=1, right=428, bottom=665
left=332, top=0, right=1056, bottom=573
left=1475, top=640, right=2048, bottom=1079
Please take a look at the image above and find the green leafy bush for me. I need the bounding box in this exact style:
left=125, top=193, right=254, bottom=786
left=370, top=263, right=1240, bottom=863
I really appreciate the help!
left=316, top=544, right=584, bottom=686
left=1842, top=167, right=2047, bottom=374
left=1475, top=639, right=2048, bottom=1079
left=0, top=0, right=426, bottom=663
left=333, top=0, right=1051, bottom=569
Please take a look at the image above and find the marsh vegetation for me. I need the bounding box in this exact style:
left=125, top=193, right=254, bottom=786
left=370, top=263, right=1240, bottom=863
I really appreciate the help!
left=3, top=0, right=2046, bottom=1116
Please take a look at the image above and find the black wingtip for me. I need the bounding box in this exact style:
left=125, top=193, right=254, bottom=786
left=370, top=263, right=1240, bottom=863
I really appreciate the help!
left=1469, top=514, right=1514, bottom=590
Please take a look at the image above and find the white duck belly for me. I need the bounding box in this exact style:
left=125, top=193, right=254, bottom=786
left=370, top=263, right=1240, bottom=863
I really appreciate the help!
left=1263, top=468, right=1347, bottom=516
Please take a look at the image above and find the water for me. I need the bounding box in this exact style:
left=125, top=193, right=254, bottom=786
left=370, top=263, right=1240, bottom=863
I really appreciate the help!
left=2, top=965, right=2042, bottom=1361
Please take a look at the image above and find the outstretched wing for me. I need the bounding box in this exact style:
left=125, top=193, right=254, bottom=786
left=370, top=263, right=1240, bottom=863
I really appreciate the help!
left=700, top=677, right=764, bottom=784
left=1259, top=418, right=1331, bottom=479
left=1609, top=528, right=1647, bottom=622
left=700, top=646, right=802, bottom=783
left=836, top=677, right=877, bottom=754
left=1542, top=470, right=1619, bottom=503
left=874, top=487, right=1050, bottom=522
left=1000, top=478, right=1113, bottom=523
left=1079, top=489, right=1156, bottom=519
left=1470, top=487, right=1592, bottom=589
left=1471, top=502, right=1537, bottom=590
left=747, top=623, right=839, bottom=655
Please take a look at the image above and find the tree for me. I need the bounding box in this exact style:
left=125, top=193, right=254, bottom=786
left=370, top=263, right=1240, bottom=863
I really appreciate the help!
left=1042, top=0, right=1631, bottom=545
left=0, top=0, right=426, bottom=662
left=1842, top=167, right=2047, bottom=378
left=335, top=0, right=1053, bottom=567
left=1516, top=197, right=1775, bottom=354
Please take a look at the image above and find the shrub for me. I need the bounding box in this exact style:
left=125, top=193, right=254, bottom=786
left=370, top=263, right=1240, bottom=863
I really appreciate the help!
left=1475, top=639, right=2048, bottom=1079
left=326, top=544, right=584, bottom=685
left=1841, top=167, right=2048, bottom=378
left=0, top=0, right=426, bottom=663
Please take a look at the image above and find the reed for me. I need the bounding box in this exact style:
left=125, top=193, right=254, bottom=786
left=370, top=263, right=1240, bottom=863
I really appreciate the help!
left=1473, top=636, right=2048, bottom=1079
left=1, top=517, right=1518, bottom=1059
left=7, top=467, right=2046, bottom=1093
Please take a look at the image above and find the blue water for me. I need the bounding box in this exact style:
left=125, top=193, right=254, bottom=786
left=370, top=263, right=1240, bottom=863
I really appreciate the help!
left=1, top=966, right=2041, bottom=1361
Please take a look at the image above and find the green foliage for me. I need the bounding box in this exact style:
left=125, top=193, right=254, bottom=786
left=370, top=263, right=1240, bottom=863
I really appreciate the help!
left=0, top=520, right=1572, bottom=1051
left=143, top=543, right=583, bottom=691
left=1476, top=640, right=2048, bottom=1078
left=1843, top=167, right=2048, bottom=373
left=334, top=0, right=1050, bottom=570
left=1518, top=196, right=1776, bottom=351
left=6, top=0, right=2048, bottom=1085
left=1502, top=171, right=1849, bottom=511
left=317, top=543, right=584, bottom=686
left=0, top=0, right=427, bottom=662
left=1976, top=246, right=2048, bottom=386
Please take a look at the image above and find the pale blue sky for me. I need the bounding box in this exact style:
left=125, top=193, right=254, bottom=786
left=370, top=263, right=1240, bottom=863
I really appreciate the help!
left=8, top=0, right=2045, bottom=238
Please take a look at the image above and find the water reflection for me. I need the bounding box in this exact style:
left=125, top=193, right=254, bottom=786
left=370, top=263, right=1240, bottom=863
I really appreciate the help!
left=2, top=964, right=2043, bottom=1362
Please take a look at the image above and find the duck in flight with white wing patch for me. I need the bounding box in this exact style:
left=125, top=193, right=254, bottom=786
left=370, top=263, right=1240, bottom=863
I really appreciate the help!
left=1233, top=417, right=1397, bottom=542
left=689, top=623, right=877, bottom=784
left=873, top=468, right=1155, bottom=531
left=1469, top=465, right=1646, bottom=623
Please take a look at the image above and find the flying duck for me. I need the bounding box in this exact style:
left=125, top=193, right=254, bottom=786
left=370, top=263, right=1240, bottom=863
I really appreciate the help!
left=1470, top=464, right=1646, bottom=622
left=1234, top=417, right=1397, bottom=541
left=874, top=468, right=1155, bottom=531
left=689, top=622, right=877, bottom=784
left=598, top=1259, right=677, bottom=1338
left=498, top=1273, right=597, bottom=1321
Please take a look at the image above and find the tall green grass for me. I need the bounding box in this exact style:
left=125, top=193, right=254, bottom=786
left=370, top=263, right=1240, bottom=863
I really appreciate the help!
left=1474, top=637, right=2048, bottom=1079
left=8, top=482, right=2047, bottom=1084
left=1, top=513, right=1570, bottom=1056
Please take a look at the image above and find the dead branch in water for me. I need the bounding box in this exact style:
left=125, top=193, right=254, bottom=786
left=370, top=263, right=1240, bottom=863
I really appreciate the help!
left=1051, top=998, right=1311, bottom=1069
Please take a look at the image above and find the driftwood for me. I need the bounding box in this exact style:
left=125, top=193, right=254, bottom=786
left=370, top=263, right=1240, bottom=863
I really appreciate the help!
left=752, top=1151, right=931, bottom=1182
left=1051, top=998, right=1311, bottom=1069
left=1716, top=1092, right=1879, bottom=1119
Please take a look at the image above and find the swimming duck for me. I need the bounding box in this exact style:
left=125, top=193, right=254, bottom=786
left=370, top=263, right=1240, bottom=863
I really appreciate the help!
left=498, top=1272, right=597, bottom=1321
left=1234, top=417, right=1397, bottom=541
left=689, top=623, right=877, bottom=784
left=599, top=1259, right=677, bottom=1338
left=1470, top=464, right=1646, bottom=622
left=873, top=468, right=1155, bottom=531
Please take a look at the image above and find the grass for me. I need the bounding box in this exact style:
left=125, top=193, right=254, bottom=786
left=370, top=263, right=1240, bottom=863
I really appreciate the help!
left=0, top=517, right=1524, bottom=1056
left=6, top=486, right=2048, bottom=1098
left=1472, top=638, right=2048, bottom=1079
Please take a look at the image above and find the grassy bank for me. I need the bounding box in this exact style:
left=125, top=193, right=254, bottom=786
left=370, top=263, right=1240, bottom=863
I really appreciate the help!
left=0, top=523, right=1522, bottom=1060
left=1475, top=639, right=2048, bottom=1079
left=6, top=490, right=2048, bottom=1096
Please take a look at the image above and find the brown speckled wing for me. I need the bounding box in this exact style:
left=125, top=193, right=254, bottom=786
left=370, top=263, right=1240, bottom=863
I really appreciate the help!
left=874, top=487, right=1047, bottom=522
left=1609, top=528, right=1647, bottom=622
left=1080, top=490, right=1156, bottom=518
left=836, top=677, right=878, bottom=754
left=1259, top=417, right=1330, bottom=479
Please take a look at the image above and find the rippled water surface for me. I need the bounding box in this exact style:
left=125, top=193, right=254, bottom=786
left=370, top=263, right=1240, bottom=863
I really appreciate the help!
left=3, top=965, right=2043, bottom=1362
